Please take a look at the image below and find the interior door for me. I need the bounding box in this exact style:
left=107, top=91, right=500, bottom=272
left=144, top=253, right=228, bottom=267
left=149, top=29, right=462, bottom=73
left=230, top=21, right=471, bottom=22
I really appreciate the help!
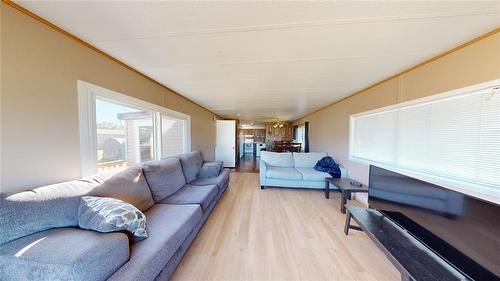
left=215, top=120, right=236, bottom=167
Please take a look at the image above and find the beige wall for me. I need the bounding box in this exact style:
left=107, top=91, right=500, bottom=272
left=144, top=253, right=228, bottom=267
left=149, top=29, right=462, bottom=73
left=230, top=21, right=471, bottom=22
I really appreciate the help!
left=0, top=3, right=217, bottom=193
left=294, top=32, right=500, bottom=201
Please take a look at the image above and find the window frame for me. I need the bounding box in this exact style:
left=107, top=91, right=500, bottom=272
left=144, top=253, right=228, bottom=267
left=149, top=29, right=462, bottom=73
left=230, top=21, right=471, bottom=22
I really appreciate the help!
left=349, top=79, right=500, bottom=204
left=77, top=80, right=191, bottom=176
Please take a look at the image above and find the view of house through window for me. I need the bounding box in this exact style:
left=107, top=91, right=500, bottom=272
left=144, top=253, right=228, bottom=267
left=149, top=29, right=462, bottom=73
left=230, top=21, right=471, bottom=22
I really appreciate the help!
left=95, top=99, right=154, bottom=172
left=79, top=81, right=191, bottom=175
left=161, top=115, right=185, bottom=158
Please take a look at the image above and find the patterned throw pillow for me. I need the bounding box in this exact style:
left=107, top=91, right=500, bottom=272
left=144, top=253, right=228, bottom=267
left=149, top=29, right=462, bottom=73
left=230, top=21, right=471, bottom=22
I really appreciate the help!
left=78, top=196, right=148, bottom=242
left=197, top=162, right=223, bottom=179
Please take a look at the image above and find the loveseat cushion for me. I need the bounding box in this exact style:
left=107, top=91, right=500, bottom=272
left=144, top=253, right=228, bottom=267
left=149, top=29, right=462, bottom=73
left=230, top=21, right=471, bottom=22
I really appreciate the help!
left=266, top=167, right=302, bottom=181
left=261, top=151, right=294, bottom=167
left=158, top=184, right=218, bottom=211
left=142, top=158, right=186, bottom=202
left=295, top=167, right=331, bottom=181
left=293, top=152, right=327, bottom=168
left=89, top=165, right=154, bottom=212
left=0, top=179, right=98, bottom=245
left=178, top=151, right=204, bottom=183
left=107, top=204, right=202, bottom=281
left=0, top=228, right=129, bottom=281
left=190, top=168, right=230, bottom=190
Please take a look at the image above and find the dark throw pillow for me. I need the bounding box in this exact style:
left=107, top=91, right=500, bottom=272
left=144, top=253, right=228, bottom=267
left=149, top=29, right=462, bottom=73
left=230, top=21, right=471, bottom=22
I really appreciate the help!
left=314, top=156, right=341, bottom=178
left=78, top=196, right=148, bottom=242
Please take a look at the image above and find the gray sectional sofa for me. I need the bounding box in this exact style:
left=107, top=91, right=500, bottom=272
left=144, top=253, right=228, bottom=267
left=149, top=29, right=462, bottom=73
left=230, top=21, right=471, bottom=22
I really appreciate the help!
left=0, top=151, right=230, bottom=281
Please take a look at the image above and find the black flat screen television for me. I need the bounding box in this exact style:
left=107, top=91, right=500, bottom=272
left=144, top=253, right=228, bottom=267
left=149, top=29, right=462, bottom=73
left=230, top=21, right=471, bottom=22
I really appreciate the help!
left=368, top=165, right=500, bottom=281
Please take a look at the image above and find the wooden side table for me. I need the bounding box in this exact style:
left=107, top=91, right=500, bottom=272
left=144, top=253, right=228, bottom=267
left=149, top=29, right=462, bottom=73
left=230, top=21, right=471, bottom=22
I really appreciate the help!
left=324, top=177, right=368, bottom=213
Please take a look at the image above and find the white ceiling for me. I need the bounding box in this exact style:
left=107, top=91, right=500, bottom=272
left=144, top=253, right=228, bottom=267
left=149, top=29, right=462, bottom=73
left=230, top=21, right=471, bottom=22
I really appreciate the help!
left=16, top=1, right=500, bottom=125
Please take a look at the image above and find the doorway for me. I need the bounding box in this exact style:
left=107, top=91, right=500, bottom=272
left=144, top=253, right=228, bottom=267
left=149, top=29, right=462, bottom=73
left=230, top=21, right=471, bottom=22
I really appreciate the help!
left=237, top=154, right=260, bottom=173
left=215, top=120, right=236, bottom=167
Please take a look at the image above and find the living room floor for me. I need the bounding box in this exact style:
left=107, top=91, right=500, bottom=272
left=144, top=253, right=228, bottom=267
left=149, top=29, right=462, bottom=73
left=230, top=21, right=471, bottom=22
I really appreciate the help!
left=171, top=172, right=399, bottom=281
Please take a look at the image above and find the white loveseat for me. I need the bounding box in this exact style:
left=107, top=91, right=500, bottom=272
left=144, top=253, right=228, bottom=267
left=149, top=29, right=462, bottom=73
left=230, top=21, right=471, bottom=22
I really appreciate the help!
left=259, top=151, right=347, bottom=189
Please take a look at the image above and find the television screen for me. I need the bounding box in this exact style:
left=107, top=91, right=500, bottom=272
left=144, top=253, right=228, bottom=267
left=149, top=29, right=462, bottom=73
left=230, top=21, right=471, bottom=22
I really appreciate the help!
left=368, top=165, right=500, bottom=281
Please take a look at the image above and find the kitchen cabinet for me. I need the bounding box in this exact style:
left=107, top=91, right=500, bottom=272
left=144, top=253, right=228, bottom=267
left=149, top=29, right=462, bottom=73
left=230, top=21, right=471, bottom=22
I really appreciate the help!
left=238, top=129, right=266, bottom=143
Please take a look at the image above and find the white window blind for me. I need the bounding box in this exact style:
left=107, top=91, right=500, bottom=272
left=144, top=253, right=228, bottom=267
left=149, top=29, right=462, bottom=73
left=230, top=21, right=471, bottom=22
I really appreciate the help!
left=350, top=80, right=500, bottom=193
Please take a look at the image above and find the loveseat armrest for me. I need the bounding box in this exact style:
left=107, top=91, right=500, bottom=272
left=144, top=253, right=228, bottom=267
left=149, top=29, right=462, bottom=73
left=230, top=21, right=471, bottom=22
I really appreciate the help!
left=259, top=160, right=268, bottom=188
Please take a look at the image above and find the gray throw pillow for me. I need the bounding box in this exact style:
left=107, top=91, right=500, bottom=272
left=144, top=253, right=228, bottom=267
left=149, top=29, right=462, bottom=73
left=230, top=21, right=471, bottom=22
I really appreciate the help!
left=197, top=162, right=223, bottom=179
left=78, top=196, right=148, bottom=242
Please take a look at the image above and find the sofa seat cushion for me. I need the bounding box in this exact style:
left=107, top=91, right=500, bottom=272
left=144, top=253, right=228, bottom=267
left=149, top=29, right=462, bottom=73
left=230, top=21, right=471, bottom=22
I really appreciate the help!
left=295, top=167, right=330, bottom=181
left=107, top=204, right=202, bottom=281
left=266, top=167, right=302, bottom=181
left=157, top=184, right=218, bottom=211
left=142, top=158, right=187, bottom=202
left=0, top=228, right=129, bottom=281
left=190, top=168, right=230, bottom=190
left=178, top=151, right=204, bottom=183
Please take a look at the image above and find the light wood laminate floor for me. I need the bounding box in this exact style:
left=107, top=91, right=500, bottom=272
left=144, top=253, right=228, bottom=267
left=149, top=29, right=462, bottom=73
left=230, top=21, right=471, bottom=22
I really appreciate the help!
left=171, top=172, right=399, bottom=281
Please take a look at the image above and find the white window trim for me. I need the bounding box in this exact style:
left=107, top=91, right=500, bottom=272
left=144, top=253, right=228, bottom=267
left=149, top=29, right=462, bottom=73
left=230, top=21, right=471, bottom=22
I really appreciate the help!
left=349, top=79, right=500, bottom=205
left=77, top=80, right=191, bottom=176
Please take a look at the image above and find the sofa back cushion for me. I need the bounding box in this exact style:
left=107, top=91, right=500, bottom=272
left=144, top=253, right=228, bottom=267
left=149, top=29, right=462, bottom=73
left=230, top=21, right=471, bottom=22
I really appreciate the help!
left=0, top=179, right=98, bottom=245
left=261, top=151, right=294, bottom=167
left=142, top=158, right=186, bottom=202
left=89, top=166, right=154, bottom=212
left=293, top=152, right=328, bottom=168
left=178, top=151, right=204, bottom=183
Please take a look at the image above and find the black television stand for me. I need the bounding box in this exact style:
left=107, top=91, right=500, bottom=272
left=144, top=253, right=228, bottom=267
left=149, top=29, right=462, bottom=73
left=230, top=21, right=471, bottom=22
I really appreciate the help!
left=344, top=205, right=469, bottom=281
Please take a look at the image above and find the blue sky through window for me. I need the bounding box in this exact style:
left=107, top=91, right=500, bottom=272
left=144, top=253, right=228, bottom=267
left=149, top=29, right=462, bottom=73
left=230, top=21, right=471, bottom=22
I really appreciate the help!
left=96, top=98, right=141, bottom=125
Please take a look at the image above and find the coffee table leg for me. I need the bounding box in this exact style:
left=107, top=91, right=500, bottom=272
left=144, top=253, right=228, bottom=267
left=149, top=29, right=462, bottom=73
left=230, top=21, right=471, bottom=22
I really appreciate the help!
left=344, top=209, right=352, bottom=235
left=324, top=180, right=329, bottom=199
left=341, top=191, right=349, bottom=214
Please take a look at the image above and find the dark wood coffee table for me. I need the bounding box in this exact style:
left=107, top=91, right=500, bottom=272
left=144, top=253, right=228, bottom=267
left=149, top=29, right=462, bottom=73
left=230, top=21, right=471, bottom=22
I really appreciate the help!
left=325, top=177, right=368, bottom=213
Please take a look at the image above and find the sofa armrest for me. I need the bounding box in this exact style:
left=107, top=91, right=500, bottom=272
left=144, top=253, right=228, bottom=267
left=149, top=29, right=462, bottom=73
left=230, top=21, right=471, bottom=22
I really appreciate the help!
left=259, top=160, right=267, bottom=186
left=339, top=166, right=348, bottom=178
